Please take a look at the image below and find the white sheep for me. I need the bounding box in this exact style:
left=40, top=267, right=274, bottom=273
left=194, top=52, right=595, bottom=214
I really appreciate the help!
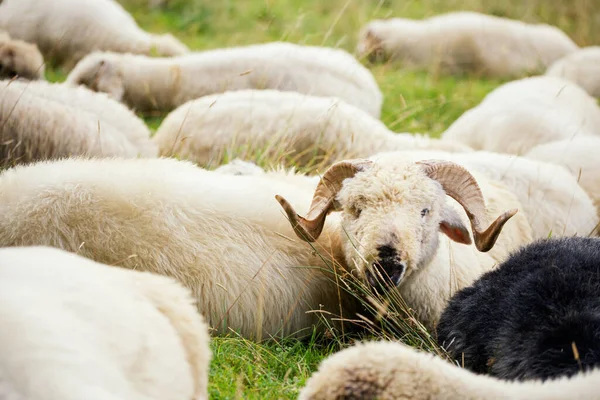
left=298, top=341, right=600, bottom=400
left=370, top=150, right=599, bottom=239
left=442, top=76, right=600, bottom=155
left=153, top=90, right=471, bottom=168
left=10, top=79, right=156, bottom=157
left=357, top=11, right=578, bottom=78
left=0, top=32, right=45, bottom=80
left=0, top=80, right=156, bottom=167
left=0, top=0, right=189, bottom=69
left=526, top=136, right=600, bottom=217
left=545, top=46, right=600, bottom=98
left=0, top=156, right=527, bottom=335
left=65, top=42, right=383, bottom=116
left=0, top=246, right=211, bottom=400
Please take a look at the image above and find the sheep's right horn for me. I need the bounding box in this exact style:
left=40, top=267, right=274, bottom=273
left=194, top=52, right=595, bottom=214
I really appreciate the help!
left=417, top=159, right=517, bottom=252
left=276, top=159, right=373, bottom=242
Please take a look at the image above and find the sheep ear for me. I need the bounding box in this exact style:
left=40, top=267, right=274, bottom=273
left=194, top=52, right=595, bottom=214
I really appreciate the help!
left=439, top=206, right=472, bottom=245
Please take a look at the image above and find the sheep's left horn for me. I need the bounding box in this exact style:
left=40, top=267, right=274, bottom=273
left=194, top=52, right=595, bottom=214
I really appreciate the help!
left=276, top=159, right=373, bottom=242
left=417, top=159, right=517, bottom=252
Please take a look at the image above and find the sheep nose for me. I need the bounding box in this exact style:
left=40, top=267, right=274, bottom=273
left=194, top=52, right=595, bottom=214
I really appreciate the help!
left=366, top=245, right=406, bottom=291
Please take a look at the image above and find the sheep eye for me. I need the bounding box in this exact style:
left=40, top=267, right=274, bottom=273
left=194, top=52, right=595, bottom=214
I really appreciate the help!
left=421, top=208, right=429, bottom=217
left=350, top=205, right=362, bottom=218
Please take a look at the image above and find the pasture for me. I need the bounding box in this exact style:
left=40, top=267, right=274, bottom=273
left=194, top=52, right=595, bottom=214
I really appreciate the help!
left=41, top=0, right=600, bottom=398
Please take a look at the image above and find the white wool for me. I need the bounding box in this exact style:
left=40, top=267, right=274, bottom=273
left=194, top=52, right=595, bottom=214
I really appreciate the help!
left=526, top=136, right=600, bottom=218
left=442, top=76, right=600, bottom=155
left=0, top=246, right=210, bottom=400
left=545, top=46, right=600, bottom=98
left=0, top=80, right=156, bottom=167
left=65, top=42, right=383, bottom=116
left=0, top=0, right=188, bottom=69
left=357, top=11, right=578, bottom=78
left=153, top=89, right=471, bottom=167
left=299, top=341, right=600, bottom=400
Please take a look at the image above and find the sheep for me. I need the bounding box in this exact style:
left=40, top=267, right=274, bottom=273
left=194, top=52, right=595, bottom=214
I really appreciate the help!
left=298, top=341, right=600, bottom=400
left=370, top=150, right=598, bottom=239
left=357, top=11, right=578, bottom=78
left=65, top=42, right=384, bottom=116
left=0, top=80, right=156, bottom=167
left=545, top=46, right=600, bottom=97
left=0, top=245, right=211, bottom=400
left=0, top=0, right=189, bottom=70
left=0, top=32, right=45, bottom=80
left=442, top=76, right=600, bottom=155
left=9, top=79, right=157, bottom=157
left=153, top=90, right=472, bottom=168
left=437, top=236, right=600, bottom=381
left=0, top=156, right=524, bottom=337
left=526, top=136, right=600, bottom=217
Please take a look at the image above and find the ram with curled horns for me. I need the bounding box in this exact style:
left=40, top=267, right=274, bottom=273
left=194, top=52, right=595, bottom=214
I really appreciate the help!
left=276, top=158, right=532, bottom=329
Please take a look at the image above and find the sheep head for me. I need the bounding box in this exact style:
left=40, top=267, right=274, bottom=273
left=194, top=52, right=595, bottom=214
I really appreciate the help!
left=356, top=25, right=387, bottom=63
left=276, top=159, right=517, bottom=291
left=0, top=39, right=45, bottom=80
left=66, top=53, right=124, bottom=101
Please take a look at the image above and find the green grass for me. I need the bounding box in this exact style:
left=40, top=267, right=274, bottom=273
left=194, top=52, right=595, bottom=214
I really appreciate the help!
left=46, top=0, right=600, bottom=398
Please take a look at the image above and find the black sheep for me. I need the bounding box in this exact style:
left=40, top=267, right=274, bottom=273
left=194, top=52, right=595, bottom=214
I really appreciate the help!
left=436, top=236, right=600, bottom=381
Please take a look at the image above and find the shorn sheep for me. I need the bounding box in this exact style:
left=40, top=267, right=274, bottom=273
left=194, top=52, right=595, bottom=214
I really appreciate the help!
left=10, top=79, right=157, bottom=157
left=545, top=46, right=600, bottom=98
left=153, top=90, right=471, bottom=168
left=357, top=11, right=577, bottom=78
left=526, top=136, right=600, bottom=216
left=370, top=150, right=598, bottom=239
left=0, top=246, right=211, bottom=400
left=298, top=341, right=600, bottom=400
left=0, top=80, right=156, bottom=167
left=0, top=0, right=189, bottom=69
left=437, top=237, right=600, bottom=381
left=0, top=32, right=45, bottom=80
left=0, top=156, right=523, bottom=337
left=65, top=42, right=384, bottom=116
left=442, top=76, right=600, bottom=155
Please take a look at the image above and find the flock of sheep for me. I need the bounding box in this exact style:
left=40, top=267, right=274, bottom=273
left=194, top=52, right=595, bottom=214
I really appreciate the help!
left=1, top=0, right=600, bottom=398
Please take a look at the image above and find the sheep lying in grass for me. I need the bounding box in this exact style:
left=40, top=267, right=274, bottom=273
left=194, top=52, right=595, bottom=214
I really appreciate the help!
left=442, top=76, right=600, bottom=155
left=0, top=156, right=523, bottom=337
left=0, top=0, right=189, bottom=69
left=0, top=80, right=156, bottom=167
left=10, top=79, right=156, bottom=157
left=545, top=47, right=600, bottom=97
left=154, top=90, right=471, bottom=168
left=299, top=341, right=600, bottom=400
left=437, top=237, right=600, bottom=381
left=371, top=150, right=598, bottom=239
left=526, top=137, right=600, bottom=217
left=0, top=246, right=210, bottom=400
left=0, top=32, right=45, bottom=80
left=66, top=42, right=383, bottom=116
left=357, top=11, right=577, bottom=78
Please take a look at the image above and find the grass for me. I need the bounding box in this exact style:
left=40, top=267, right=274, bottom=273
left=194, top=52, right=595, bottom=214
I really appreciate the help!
left=44, top=0, right=600, bottom=398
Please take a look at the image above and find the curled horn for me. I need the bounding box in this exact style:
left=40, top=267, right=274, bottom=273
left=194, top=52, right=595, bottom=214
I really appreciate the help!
left=276, top=159, right=373, bottom=242
left=417, top=159, right=517, bottom=252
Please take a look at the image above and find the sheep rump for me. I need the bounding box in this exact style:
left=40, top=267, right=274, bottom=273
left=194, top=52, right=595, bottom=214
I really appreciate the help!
left=0, top=246, right=211, bottom=400
left=545, top=46, right=600, bottom=98
left=0, top=0, right=189, bottom=69
left=299, top=341, right=600, bottom=400
left=442, top=76, right=600, bottom=155
left=437, top=237, right=600, bottom=381
left=66, top=42, right=383, bottom=116
left=357, top=11, right=578, bottom=78
left=153, top=89, right=471, bottom=168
